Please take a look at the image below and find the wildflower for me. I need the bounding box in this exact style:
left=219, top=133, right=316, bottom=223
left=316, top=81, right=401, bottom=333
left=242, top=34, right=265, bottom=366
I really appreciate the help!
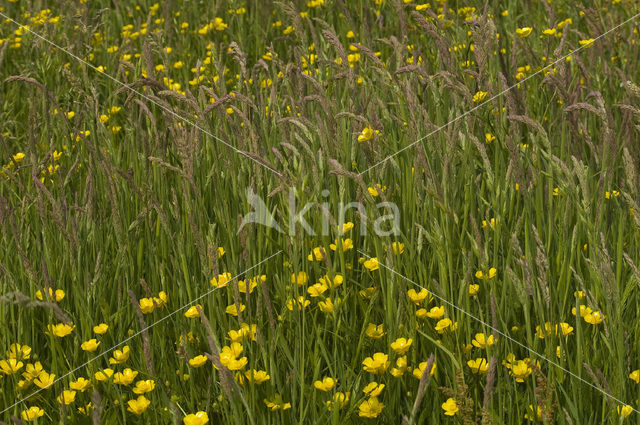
left=225, top=303, right=246, bottom=316
left=245, top=369, right=270, bottom=384
left=291, top=271, right=308, bottom=285
left=313, top=377, right=336, bottom=391
left=516, top=27, right=533, bottom=38
left=363, top=257, right=380, bottom=271
left=542, top=28, right=556, bottom=36
left=407, top=288, right=432, bottom=305
left=57, top=390, right=77, bottom=405
left=127, top=395, right=150, bottom=415
left=485, top=133, right=495, bottom=143
left=78, top=403, right=93, bottom=415
left=264, top=394, right=291, bottom=410
left=219, top=343, right=248, bottom=370
left=318, top=298, right=337, bottom=313
left=579, top=38, right=595, bottom=48
left=81, top=339, right=100, bottom=352
left=510, top=360, right=532, bottom=382
left=467, top=358, right=489, bottom=374
left=0, top=358, right=24, bottom=374
left=358, top=397, right=385, bottom=418
left=469, top=284, right=480, bottom=295
left=21, top=406, right=44, bottom=422
left=442, top=398, right=458, bottom=416
left=211, top=17, right=227, bottom=31
left=341, top=222, right=354, bottom=234
left=33, top=371, right=55, bottom=388
left=435, top=318, right=457, bottom=333
left=368, top=185, right=386, bottom=197
left=390, top=338, right=413, bottom=355
left=286, top=297, right=310, bottom=311
left=22, top=362, right=44, bottom=380
left=184, top=411, right=209, bottom=425
left=114, top=368, right=139, bottom=386
left=109, top=346, right=130, bottom=364
left=326, top=392, right=350, bottom=410
left=94, top=368, right=114, bottom=381
left=139, top=297, right=155, bottom=314
left=36, top=288, right=65, bottom=302
left=473, top=91, right=488, bottom=103
left=363, top=381, right=385, bottom=397
left=557, top=322, right=574, bottom=336
left=413, top=361, right=436, bottom=378
left=307, top=283, right=328, bottom=297
left=93, top=323, right=109, bottom=334
left=475, top=268, right=497, bottom=279
left=189, top=355, right=208, bottom=368
left=390, top=355, right=408, bottom=377
left=584, top=310, right=604, bottom=325
left=154, top=291, right=168, bottom=307
left=365, top=323, right=386, bottom=339
left=426, top=306, right=445, bottom=319
left=7, top=343, right=31, bottom=360
left=47, top=323, right=75, bottom=337
left=133, top=380, right=155, bottom=394
left=69, top=377, right=91, bottom=392
left=472, top=333, right=496, bottom=349
left=307, top=247, right=325, bottom=261
left=362, top=352, right=390, bottom=374
left=618, top=405, right=633, bottom=418
left=184, top=305, right=202, bottom=318
left=629, top=370, right=640, bottom=384
left=525, top=405, right=542, bottom=421
left=358, top=126, right=374, bottom=142
left=329, top=238, right=354, bottom=251
left=319, top=274, right=344, bottom=288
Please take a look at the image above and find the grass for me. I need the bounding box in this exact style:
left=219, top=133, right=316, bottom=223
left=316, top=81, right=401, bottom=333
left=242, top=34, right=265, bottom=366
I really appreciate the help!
left=1, top=0, right=640, bottom=423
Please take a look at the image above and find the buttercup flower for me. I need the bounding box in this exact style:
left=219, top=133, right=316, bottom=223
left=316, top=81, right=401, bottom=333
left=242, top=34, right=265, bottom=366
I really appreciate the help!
left=21, top=406, right=44, bottom=422
left=467, top=358, right=489, bottom=374
left=184, top=411, right=209, bottom=425
left=358, top=397, right=385, bottom=418
left=362, top=353, right=390, bottom=374
left=313, top=377, right=336, bottom=391
left=127, top=395, right=150, bottom=415
left=442, top=398, right=458, bottom=416
left=109, top=346, right=130, bottom=364
left=390, top=338, right=413, bottom=355
left=81, top=339, right=100, bottom=352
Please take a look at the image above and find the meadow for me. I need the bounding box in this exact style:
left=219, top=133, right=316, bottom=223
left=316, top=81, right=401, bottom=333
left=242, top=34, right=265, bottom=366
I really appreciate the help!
left=1, top=0, right=640, bottom=423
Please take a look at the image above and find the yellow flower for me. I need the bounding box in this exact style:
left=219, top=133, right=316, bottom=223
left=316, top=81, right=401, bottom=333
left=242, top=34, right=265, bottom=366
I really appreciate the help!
left=33, top=371, right=55, bottom=388
left=69, top=377, right=91, bottom=392
left=390, top=356, right=408, bottom=377
left=211, top=272, right=232, bottom=288
left=57, top=390, right=77, bottom=405
left=139, top=297, right=155, bottom=314
left=184, top=304, right=202, bottom=318
left=154, top=291, right=168, bottom=308
left=47, top=323, right=75, bottom=337
left=211, top=17, right=227, bottom=31
left=426, top=305, right=445, bottom=319
left=330, top=238, right=354, bottom=252
left=367, top=185, right=386, bottom=197
left=291, top=271, right=308, bottom=286
left=435, top=318, right=457, bottom=333
left=407, top=288, right=432, bottom=305
left=485, top=133, right=495, bottom=143
left=313, top=377, right=336, bottom=392
left=391, top=242, right=404, bottom=254
left=442, top=398, right=458, bottom=416
left=22, top=362, right=43, bottom=380
left=363, top=381, right=385, bottom=397
left=475, top=268, right=497, bottom=279
left=318, top=298, right=338, bottom=314
left=264, top=394, right=291, bottom=410
left=127, top=395, right=150, bottom=415
left=473, top=91, right=488, bottom=103
left=244, top=369, right=270, bottom=384
left=326, top=392, right=350, bottom=411
left=225, top=303, right=246, bottom=316
left=358, top=126, right=374, bottom=142
left=109, top=346, right=130, bottom=364
left=629, top=370, right=640, bottom=384
left=390, top=338, right=413, bottom=355
left=94, top=368, right=114, bottom=381
left=93, top=323, right=109, bottom=334
left=81, top=339, right=100, bottom=352
left=307, top=283, right=328, bottom=297
left=307, top=246, right=326, bottom=261
left=114, top=368, right=139, bottom=386
left=219, top=343, right=248, bottom=370
left=472, top=333, right=496, bottom=349
left=0, top=358, right=24, bottom=374
left=21, top=406, right=45, bottom=422
left=413, top=361, right=436, bottom=379
left=469, top=284, right=480, bottom=295
left=516, top=27, right=532, bottom=38
left=363, top=257, right=379, bottom=271
left=36, top=288, right=65, bottom=302
left=286, top=297, right=310, bottom=311
left=362, top=352, right=390, bottom=374
left=184, top=411, right=210, bottom=425
left=365, top=323, right=386, bottom=339
left=189, top=355, right=208, bottom=368
left=467, top=358, right=489, bottom=374
left=542, top=28, right=556, bottom=36
left=133, top=379, right=155, bottom=394
left=579, top=38, right=595, bottom=48
left=228, top=323, right=257, bottom=342
left=341, top=222, right=354, bottom=234
left=7, top=343, right=31, bottom=360
left=584, top=311, right=604, bottom=325
left=525, top=404, right=542, bottom=421
left=510, top=360, right=532, bottom=382
left=557, top=322, right=574, bottom=336
left=618, top=405, right=633, bottom=418
left=318, top=274, right=344, bottom=288
left=358, top=397, right=385, bottom=418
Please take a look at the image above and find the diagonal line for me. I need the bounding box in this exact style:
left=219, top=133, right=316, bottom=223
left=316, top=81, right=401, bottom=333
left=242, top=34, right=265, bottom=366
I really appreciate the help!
left=357, top=249, right=639, bottom=414
left=1, top=250, right=283, bottom=416
left=358, top=12, right=640, bottom=176
left=0, top=11, right=283, bottom=177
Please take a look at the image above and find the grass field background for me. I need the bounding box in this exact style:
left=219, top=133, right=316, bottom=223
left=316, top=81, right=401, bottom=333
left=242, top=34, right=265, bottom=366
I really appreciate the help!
left=1, top=0, right=640, bottom=423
